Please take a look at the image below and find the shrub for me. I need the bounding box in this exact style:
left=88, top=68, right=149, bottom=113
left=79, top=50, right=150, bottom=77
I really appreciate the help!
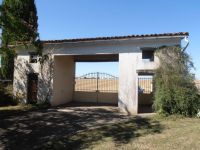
left=153, top=46, right=200, bottom=117
left=0, top=81, right=18, bottom=106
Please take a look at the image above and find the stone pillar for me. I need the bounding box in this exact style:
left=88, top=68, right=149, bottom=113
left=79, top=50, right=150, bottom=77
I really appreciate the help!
left=118, top=53, right=138, bottom=115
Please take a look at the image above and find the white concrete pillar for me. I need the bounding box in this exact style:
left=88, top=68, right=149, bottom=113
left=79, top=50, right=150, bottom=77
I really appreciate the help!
left=51, top=55, right=75, bottom=106
left=13, top=56, right=29, bottom=103
left=118, top=53, right=138, bottom=115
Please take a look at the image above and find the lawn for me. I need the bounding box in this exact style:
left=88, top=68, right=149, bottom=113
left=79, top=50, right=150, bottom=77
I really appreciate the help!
left=0, top=105, right=200, bottom=150
left=50, top=115, right=200, bottom=150
left=86, top=116, right=200, bottom=150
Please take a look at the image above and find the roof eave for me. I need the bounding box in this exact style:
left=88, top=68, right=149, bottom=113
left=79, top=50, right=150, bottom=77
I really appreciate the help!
left=43, top=34, right=187, bottom=45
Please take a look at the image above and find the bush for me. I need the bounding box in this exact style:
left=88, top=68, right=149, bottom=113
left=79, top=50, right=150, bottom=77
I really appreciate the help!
left=153, top=46, right=200, bottom=117
left=0, top=81, right=18, bottom=106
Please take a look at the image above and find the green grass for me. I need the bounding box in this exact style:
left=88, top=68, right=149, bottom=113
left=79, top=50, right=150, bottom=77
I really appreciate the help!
left=0, top=104, right=33, bottom=111
left=0, top=103, right=50, bottom=117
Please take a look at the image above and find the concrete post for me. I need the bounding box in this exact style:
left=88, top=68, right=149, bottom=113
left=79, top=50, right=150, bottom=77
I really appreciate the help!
left=118, top=53, right=138, bottom=115
left=51, top=55, right=75, bottom=106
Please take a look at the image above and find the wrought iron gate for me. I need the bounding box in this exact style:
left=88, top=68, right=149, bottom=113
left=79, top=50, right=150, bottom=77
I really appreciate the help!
left=74, top=72, right=118, bottom=103
left=138, top=76, right=154, bottom=113
left=138, top=77, right=153, bottom=94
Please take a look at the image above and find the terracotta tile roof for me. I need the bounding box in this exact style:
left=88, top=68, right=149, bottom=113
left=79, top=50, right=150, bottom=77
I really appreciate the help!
left=43, top=32, right=189, bottom=44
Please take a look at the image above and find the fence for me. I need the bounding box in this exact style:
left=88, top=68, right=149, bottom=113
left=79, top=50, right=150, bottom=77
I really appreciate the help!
left=138, top=77, right=153, bottom=94
left=74, top=72, right=118, bottom=104
left=75, top=72, right=118, bottom=93
left=138, top=79, right=200, bottom=93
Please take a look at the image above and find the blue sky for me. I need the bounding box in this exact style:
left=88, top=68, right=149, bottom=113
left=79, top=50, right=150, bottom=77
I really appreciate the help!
left=35, top=0, right=199, bottom=78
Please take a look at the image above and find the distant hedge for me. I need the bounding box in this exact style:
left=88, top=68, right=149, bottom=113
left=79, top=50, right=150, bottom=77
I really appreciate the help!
left=153, top=46, right=200, bottom=117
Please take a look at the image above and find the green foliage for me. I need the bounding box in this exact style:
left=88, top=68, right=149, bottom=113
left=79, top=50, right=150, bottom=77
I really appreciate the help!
left=0, top=81, right=18, bottom=106
left=153, top=46, right=200, bottom=117
left=0, top=0, right=42, bottom=79
left=0, top=0, right=39, bottom=44
left=0, top=47, right=15, bottom=79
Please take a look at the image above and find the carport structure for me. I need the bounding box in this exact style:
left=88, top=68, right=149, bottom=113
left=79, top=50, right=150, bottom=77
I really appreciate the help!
left=53, top=54, right=119, bottom=106
left=13, top=32, right=188, bottom=114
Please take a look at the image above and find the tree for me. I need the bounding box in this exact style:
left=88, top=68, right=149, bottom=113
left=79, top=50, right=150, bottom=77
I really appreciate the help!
left=153, top=46, right=200, bottom=117
left=0, top=0, right=41, bottom=79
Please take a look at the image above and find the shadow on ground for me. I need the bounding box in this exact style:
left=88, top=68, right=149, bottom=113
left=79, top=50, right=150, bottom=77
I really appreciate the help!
left=0, top=104, right=163, bottom=150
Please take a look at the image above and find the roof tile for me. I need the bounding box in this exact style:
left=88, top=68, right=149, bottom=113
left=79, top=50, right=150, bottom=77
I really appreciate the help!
left=43, top=32, right=189, bottom=44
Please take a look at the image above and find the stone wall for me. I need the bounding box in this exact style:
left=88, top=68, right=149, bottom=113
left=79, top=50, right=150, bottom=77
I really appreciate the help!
left=13, top=53, right=54, bottom=104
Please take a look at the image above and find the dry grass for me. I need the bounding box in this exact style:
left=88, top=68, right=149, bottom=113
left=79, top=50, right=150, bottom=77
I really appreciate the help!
left=75, top=79, right=200, bottom=94
left=72, top=116, right=200, bottom=150
left=138, top=79, right=153, bottom=93
left=0, top=104, right=33, bottom=111
left=75, top=79, right=153, bottom=93
left=75, top=79, right=118, bottom=92
left=1, top=105, right=200, bottom=150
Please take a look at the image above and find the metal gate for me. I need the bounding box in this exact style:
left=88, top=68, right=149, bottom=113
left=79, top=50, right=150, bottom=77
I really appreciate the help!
left=138, top=76, right=154, bottom=113
left=74, top=72, right=118, bottom=104
left=138, top=77, right=153, bottom=94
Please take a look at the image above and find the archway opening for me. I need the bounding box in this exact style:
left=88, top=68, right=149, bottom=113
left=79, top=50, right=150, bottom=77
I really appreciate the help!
left=138, top=74, right=154, bottom=113
left=73, top=54, right=119, bottom=105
